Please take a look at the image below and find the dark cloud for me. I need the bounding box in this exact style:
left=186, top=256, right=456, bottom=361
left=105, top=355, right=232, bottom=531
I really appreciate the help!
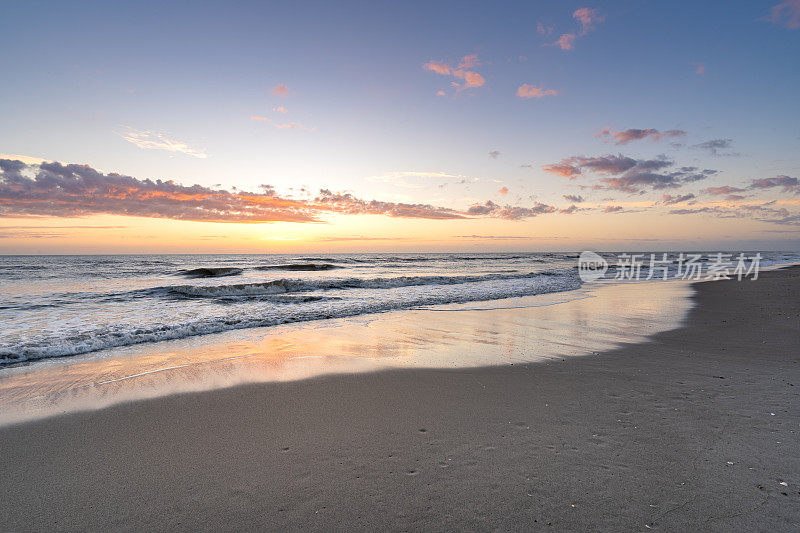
left=488, top=150, right=501, bottom=159
left=562, top=194, right=584, bottom=202
left=692, top=138, right=738, bottom=156
left=750, top=175, right=799, bottom=193
left=466, top=200, right=555, bottom=220
left=576, top=154, right=639, bottom=174
left=672, top=167, right=718, bottom=182
left=546, top=154, right=716, bottom=193
left=660, top=193, right=696, bottom=205
left=603, top=205, right=624, bottom=213
left=703, top=185, right=746, bottom=196
left=543, top=154, right=675, bottom=188
left=669, top=207, right=715, bottom=215
left=559, top=204, right=584, bottom=214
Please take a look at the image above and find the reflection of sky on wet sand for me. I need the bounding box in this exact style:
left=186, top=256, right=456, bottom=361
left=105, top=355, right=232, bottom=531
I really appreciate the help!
left=0, top=280, right=693, bottom=425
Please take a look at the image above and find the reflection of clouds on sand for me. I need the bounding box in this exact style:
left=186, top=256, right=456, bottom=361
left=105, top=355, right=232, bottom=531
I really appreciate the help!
left=0, top=281, right=693, bottom=425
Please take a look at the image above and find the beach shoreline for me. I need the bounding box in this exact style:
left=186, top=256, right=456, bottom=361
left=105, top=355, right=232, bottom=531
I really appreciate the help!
left=1, top=267, right=798, bottom=530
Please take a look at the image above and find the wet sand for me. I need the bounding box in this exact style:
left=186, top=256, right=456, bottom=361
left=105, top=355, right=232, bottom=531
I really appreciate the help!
left=1, top=268, right=798, bottom=531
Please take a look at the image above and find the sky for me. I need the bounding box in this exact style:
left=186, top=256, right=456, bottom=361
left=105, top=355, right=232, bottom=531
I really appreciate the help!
left=1, top=0, right=799, bottom=253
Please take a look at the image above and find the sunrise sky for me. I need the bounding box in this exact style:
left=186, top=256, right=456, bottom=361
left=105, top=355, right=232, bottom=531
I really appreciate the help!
left=1, top=0, right=799, bottom=253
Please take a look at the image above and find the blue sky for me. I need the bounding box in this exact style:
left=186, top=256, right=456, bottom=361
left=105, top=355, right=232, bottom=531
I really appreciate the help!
left=1, top=1, right=799, bottom=252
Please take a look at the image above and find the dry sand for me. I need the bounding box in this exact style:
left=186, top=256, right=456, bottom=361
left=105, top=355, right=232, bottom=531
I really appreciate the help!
left=1, top=267, right=798, bottom=531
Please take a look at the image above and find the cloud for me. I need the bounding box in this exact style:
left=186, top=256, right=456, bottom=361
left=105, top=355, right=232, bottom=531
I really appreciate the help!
left=498, top=187, right=509, bottom=196
left=542, top=162, right=582, bottom=178
left=692, top=138, right=737, bottom=156
left=675, top=167, right=718, bottom=182
left=694, top=63, right=706, bottom=74
left=458, top=54, right=480, bottom=68
left=703, top=185, right=746, bottom=196
left=669, top=207, right=714, bottom=215
left=272, top=84, right=290, bottom=97
left=543, top=153, right=717, bottom=193
left=314, top=190, right=466, bottom=220
left=750, top=175, right=800, bottom=193
left=596, top=128, right=686, bottom=145
left=272, top=106, right=288, bottom=114
left=454, top=235, right=531, bottom=240
left=573, top=154, right=640, bottom=174
left=488, top=150, right=501, bottom=159
left=554, top=34, right=576, bottom=50
left=559, top=204, right=584, bottom=214
left=668, top=201, right=800, bottom=226
left=517, top=84, right=559, bottom=99
left=537, top=22, right=554, bottom=35
left=466, top=200, right=555, bottom=220
left=563, top=194, right=584, bottom=202
left=0, top=159, right=316, bottom=223
left=573, top=7, right=604, bottom=34
left=0, top=159, right=518, bottom=224
left=600, top=170, right=680, bottom=192
left=660, top=193, right=696, bottom=205
left=767, top=0, right=800, bottom=29
left=118, top=128, right=209, bottom=159
left=423, top=55, right=486, bottom=93
left=550, top=7, right=604, bottom=50
left=603, top=205, right=624, bottom=213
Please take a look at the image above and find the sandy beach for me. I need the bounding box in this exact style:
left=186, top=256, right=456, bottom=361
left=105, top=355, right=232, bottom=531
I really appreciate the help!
left=1, top=268, right=798, bottom=531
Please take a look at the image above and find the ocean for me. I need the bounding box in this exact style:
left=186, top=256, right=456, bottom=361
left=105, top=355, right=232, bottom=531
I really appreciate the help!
left=1, top=251, right=797, bottom=364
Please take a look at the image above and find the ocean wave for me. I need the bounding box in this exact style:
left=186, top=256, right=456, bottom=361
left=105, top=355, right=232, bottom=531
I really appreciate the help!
left=0, top=272, right=581, bottom=363
left=177, top=267, right=244, bottom=278
left=160, top=271, right=562, bottom=299
left=256, top=263, right=343, bottom=271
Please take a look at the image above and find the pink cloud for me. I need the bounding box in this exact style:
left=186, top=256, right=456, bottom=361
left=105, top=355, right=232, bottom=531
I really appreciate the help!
left=498, top=186, right=509, bottom=195
left=272, top=106, right=288, bottom=114
left=0, top=159, right=565, bottom=224
left=537, top=22, right=554, bottom=36
left=517, top=84, right=559, bottom=98
left=554, top=33, right=576, bottom=50
left=596, top=128, right=686, bottom=145
left=424, top=55, right=486, bottom=92
left=458, top=54, right=481, bottom=68
left=603, top=205, right=624, bottom=213
left=573, top=7, right=604, bottom=34
left=423, top=61, right=453, bottom=75
left=542, top=162, right=581, bottom=178
left=272, top=84, right=290, bottom=97
left=694, top=63, right=706, bottom=74
left=767, top=0, right=800, bottom=29
left=550, top=7, right=604, bottom=50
